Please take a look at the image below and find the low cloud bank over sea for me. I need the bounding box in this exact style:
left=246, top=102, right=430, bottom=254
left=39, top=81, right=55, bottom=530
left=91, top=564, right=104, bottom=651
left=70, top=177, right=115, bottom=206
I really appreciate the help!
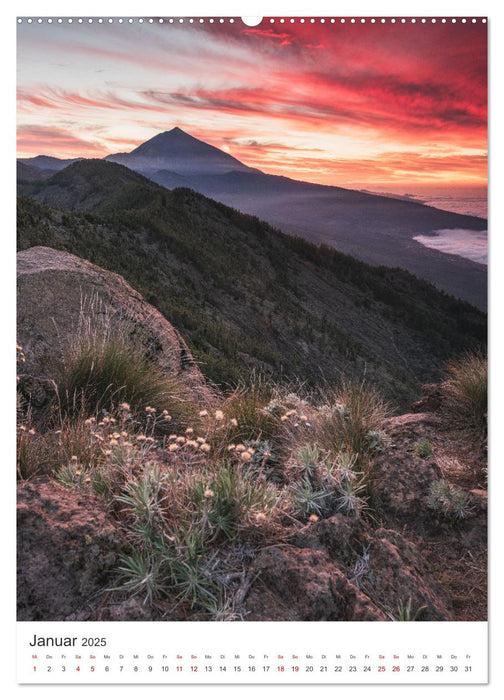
left=414, top=229, right=488, bottom=265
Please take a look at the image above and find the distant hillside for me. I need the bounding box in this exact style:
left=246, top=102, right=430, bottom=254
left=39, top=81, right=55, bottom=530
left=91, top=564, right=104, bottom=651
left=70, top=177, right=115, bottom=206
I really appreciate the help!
left=21, top=128, right=487, bottom=309
left=17, top=159, right=486, bottom=408
left=17, top=161, right=47, bottom=183
left=19, top=159, right=165, bottom=212
left=101, top=128, right=487, bottom=310
left=18, top=154, right=82, bottom=174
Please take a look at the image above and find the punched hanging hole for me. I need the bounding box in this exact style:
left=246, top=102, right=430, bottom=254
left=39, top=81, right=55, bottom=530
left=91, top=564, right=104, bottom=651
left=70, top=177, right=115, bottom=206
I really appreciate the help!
left=241, top=16, right=263, bottom=27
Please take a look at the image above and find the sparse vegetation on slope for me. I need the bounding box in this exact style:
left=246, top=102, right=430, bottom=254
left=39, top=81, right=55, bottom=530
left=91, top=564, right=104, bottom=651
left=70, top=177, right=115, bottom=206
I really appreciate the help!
left=442, top=350, right=487, bottom=438
left=16, top=163, right=487, bottom=623
left=54, top=299, right=194, bottom=430
left=17, top=327, right=487, bottom=621
left=17, top=162, right=486, bottom=409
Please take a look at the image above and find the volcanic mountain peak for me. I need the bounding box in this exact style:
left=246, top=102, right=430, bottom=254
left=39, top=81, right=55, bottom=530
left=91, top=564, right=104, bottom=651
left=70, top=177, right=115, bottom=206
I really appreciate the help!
left=134, top=126, right=202, bottom=148
left=106, top=126, right=253, bottom=176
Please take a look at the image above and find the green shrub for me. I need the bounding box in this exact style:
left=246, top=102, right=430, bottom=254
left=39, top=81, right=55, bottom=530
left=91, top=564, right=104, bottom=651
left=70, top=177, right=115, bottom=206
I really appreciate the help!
left=336, top=474, right=368, bottom=515
left=443, top=351, right=487, bottom=436
left=199, top=461, right=280, bottom=541
left=389, top=598, right=426, bottom=621
left=17, top=425, right=53, bottom=480
left=291, top=476, right=333, bottom=519
left=17, top=412, right=105, bottom=481
left=315, top=380, right=391, bottom=458
left=54, top=303, right=192, bottom=429
left=116, top=550, right=169, bottom=606
left=414, top=439, right=433, bottom=459
left=216, top=381, right=280, bottom=447
left=427, top=479, right=474, bottom=521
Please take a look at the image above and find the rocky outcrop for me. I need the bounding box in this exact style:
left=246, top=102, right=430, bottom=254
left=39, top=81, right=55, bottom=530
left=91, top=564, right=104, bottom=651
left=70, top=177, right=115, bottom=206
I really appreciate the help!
left=17, top=477, right=123, bottom=621
left=17, top=246, right=208, bottom=403
left=245, top=514, right=454, bottom=621
left=373, top=413, right=443, bottom=525
left=410, top=383, right=445, bottom=413
left=244, top=545, right=387, bottom=621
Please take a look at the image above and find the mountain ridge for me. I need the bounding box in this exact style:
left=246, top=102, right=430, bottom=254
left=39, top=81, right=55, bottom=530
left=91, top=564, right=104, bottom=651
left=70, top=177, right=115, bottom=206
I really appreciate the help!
left=18, top=127, right=487, bottom=309
left=17, top=158, right=486, bottom=408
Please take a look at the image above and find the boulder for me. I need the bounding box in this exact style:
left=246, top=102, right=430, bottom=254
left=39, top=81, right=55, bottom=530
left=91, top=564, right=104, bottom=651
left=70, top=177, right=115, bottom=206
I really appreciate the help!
left=291, top=516, right=454, bottom=621
left=359, top=527, right=454, bottom=620
left=244, top=545, right=387, bottom=621
left=17, top=246, right=208, bottom=402
left=373, top=413, right=442, bottom=524
left=17, top=477, right=123, bottom=621
left=410, top=383, right=446, bottom=413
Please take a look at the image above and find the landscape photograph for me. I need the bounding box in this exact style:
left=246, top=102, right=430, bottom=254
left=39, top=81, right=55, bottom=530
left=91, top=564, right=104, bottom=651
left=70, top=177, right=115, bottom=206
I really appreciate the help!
left=16, top=17, right=487, bottom=623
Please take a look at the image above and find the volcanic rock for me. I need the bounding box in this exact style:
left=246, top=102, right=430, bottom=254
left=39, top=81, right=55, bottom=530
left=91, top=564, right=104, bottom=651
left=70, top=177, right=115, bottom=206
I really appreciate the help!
left=17, top=246, right=208, bottom=403
left=17, top=477, right=123, bottom=621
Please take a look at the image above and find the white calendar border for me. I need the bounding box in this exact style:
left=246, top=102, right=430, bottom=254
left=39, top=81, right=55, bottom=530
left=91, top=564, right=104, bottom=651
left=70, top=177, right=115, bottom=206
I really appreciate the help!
left=16, top=620, right=488, bottom=684
left=3, top=0, right=502, bottom=696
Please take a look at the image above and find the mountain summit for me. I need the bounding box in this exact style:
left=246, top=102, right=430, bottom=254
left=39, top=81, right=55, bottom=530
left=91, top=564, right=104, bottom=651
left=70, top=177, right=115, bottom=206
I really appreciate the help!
left=105, top=127, right=253, bottom=176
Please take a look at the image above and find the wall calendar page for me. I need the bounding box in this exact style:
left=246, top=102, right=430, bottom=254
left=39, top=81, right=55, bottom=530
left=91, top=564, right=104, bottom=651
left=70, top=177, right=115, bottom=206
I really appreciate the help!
left=12, top=2, right=491, bottom=691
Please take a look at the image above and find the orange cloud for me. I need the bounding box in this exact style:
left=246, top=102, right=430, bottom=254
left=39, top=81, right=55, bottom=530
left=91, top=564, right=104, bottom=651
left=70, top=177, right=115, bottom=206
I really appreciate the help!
left=16, top=19, right=487, bottom=190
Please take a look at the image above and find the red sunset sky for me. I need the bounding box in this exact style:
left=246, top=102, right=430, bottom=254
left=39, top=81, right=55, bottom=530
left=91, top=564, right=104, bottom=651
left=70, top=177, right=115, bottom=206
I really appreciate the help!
left=17, top=17, right=487, bottom=194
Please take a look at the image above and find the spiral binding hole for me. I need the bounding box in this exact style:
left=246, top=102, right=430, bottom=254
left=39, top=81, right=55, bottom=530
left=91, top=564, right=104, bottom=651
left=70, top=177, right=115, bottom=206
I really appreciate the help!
left=16, top=17, right=488, bottom=25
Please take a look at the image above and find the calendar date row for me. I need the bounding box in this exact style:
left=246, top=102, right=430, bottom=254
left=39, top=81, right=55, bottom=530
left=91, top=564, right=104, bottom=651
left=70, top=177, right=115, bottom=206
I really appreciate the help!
left=33, top=663, right=474, bottom=674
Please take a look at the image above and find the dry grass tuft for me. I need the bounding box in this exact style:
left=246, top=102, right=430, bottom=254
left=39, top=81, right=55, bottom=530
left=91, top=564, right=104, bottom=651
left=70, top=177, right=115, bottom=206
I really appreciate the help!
left=442, top=350, right=487, bottom=438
